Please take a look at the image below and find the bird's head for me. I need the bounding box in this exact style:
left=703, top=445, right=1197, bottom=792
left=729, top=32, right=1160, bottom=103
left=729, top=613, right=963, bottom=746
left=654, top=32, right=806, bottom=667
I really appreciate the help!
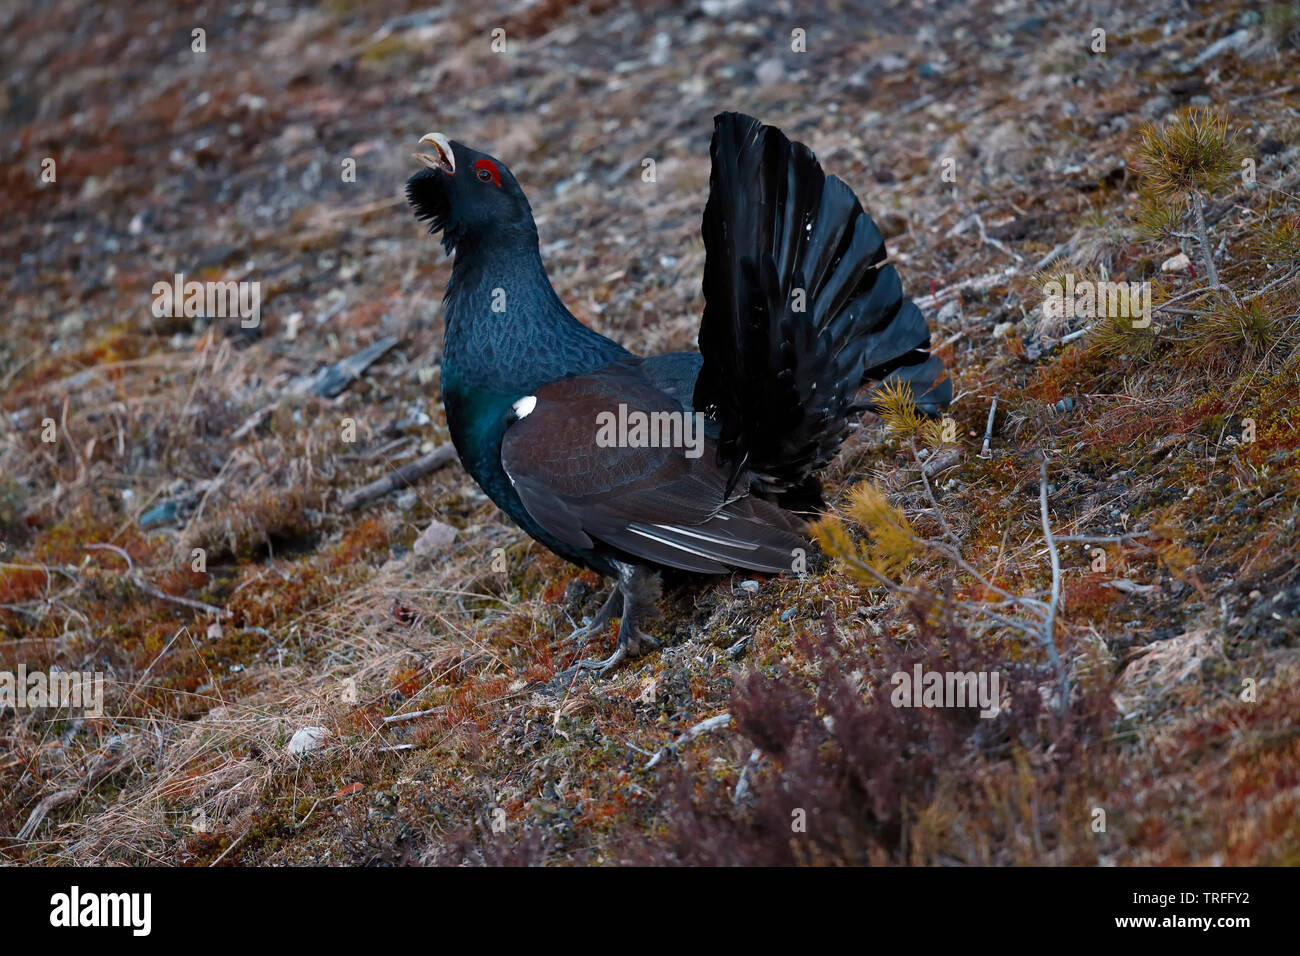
left=406, top=132, right=536, bottom=255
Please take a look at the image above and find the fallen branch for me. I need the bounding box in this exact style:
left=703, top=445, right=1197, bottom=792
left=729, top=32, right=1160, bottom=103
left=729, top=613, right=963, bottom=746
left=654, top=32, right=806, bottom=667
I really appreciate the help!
left=339, top=443, right=457, bottom=511
left=1244, top=267, right=1300, bottom=301
left=1229, top=82, right=1300, bottom=105
left=16, top=744, right=134, bottom=841
left=132, top=576, right=230, bottom=618
left=1031, top=242, right=1069, bottom=272
left=978, top=397, right=998, bottom=458
left=209, top=830, right=246, bottom=867
left=1038, top=458, right=1069, bottom=712
left=85, top=544, right=230, bottom=618
left=645, top=713, right=732, bottom=769
left=292, top=336, right=400, bottom=398
left=914, top=266, right=1017, bottom=312
left=733, top=747, right=763, bottom=805
left=972, top=213, right=1026, bottom=265
left=934, top=329, right=965, bottom=351
left=911, top=440, right=1049, bottom=621
left=921, top=449, right=962, bottom=477
left=231, top=403, right=276, bottom=440
left=382, top=706, right=446, bottom=725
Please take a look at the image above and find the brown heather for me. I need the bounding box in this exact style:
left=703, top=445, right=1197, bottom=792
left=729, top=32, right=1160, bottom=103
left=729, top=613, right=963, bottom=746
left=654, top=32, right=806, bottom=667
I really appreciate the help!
left=1, top=0, right=1298, bottom=866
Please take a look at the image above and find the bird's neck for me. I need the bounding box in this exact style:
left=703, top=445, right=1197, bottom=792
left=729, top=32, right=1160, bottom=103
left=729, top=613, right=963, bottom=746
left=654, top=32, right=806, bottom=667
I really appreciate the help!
left=441, top=232, right=628, bottom=396
left=437, top=232, right=630, bottom=510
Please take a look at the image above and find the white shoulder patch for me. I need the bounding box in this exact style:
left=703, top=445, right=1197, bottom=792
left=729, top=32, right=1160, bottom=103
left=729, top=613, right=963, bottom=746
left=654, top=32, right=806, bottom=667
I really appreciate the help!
left=512, top=395, right=538, bottom=419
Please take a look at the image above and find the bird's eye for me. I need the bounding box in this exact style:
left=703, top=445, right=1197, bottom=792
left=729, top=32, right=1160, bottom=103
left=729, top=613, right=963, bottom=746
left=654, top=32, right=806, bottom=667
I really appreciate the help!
left=473, top=158, right=501, bottom=187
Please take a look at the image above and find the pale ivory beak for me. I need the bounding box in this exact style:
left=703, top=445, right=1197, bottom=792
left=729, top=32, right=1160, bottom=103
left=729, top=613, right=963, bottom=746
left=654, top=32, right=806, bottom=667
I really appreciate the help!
left=414, top=132, right=455, bottom=173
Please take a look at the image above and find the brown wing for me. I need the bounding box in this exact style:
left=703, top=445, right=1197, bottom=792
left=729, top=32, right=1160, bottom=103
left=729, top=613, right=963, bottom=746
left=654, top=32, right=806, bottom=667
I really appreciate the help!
left=500, top=363, right=808, bottom=574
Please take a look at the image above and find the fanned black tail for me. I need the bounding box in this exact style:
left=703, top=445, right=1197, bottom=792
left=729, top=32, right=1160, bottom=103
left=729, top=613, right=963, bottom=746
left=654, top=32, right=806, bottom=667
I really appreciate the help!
left=693, top=112, right=951, bottom=504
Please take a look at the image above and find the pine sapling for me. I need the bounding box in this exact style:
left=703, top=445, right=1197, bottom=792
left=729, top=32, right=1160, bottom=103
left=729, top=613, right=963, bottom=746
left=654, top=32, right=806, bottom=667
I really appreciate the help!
left=1132, top=107, right=1245, bottom=290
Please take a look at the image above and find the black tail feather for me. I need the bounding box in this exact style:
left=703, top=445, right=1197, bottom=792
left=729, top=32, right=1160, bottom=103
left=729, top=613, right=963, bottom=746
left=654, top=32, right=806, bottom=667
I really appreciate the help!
left=693, top=112, right=950, bottom=498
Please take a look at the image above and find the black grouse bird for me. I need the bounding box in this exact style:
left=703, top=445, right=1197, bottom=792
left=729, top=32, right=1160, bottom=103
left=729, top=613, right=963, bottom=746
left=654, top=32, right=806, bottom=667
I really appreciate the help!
left=406, top=113, right=950, bottom=675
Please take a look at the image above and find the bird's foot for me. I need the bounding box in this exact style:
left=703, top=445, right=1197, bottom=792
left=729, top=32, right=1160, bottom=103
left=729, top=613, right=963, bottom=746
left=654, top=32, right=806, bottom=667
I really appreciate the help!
left=571, top=621, right=659, bottom=677
left=559, top=563, right=662, bottom=679
left=569, top=645, right=626, bottom=678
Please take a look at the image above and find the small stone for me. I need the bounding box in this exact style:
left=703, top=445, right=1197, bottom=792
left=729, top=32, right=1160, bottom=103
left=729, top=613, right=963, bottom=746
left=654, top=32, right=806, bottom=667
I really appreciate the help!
left=780, top=607, right=797, bottom=622
left=701, top=0, right=745, bottom=17
left=1182, top=28, right=1250, bottom=73
left=992, top=321, right=1014, bottom=339
left=413, top=519, right=457, bottom=555
left=737, top=580, right=760, bottom=595
left=206, top=621, right=223, bottom=641
left=287, top=726, right=329, bottom=755
left=57, top=310, right=88, bottom=336
left=139, top=499, right=181, bottom=529
left=1161, top=252, right=1191, bottom=273
left=1141, top=95, right=1173, bottom=118
left=755, top=60, right=785, bottom=87
left=395, top=489, right=418, bottom=511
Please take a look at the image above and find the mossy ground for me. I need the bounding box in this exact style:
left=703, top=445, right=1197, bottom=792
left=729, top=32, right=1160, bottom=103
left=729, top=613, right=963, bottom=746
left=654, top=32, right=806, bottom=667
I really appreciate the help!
left=1, top=0, right=1298, bottom=864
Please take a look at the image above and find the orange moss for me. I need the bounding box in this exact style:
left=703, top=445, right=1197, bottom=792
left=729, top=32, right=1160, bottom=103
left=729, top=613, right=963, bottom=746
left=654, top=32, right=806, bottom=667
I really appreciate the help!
left=389, top=666, right=426, bottom=699
left=1081, top=406, right=1177, bottom=450
left=10, top=324, right=145, bottom=394
left=227, top=560, right=339, bottom=629
left=0, top=566, right=46, bottom=605
left=1023, top=344, right=1111, bottom=402
left=28, top=509, right=142, bottom=565
left=327, top=515, right=392, bottom=570
left=1174, top=391, right=1227, bottom=433
left=1062, top=575, right=1125, bottom=619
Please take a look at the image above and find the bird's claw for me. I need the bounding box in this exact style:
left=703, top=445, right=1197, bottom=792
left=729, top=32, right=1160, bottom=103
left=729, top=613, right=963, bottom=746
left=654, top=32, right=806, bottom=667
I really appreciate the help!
left=623, top=628, right=659, bottom=657
left=574, top=645, right=627, bottom=677
left=566, top=617, right=610, bottom=644
left=564, top=588, right=621, bottom=646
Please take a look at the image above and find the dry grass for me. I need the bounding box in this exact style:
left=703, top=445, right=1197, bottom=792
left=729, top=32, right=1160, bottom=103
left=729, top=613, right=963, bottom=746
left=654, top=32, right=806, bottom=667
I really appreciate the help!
left=2, top=0, right=1299, bottom=865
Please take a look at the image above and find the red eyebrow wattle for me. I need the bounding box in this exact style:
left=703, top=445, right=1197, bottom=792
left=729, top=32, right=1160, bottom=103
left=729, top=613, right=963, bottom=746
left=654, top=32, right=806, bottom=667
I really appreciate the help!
left=474, top=159, right=501, bottom=187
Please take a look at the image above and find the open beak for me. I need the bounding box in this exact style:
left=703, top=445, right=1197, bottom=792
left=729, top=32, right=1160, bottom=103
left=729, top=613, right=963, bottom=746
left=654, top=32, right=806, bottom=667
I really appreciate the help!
left=414, top=132, right=455, bottom=174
